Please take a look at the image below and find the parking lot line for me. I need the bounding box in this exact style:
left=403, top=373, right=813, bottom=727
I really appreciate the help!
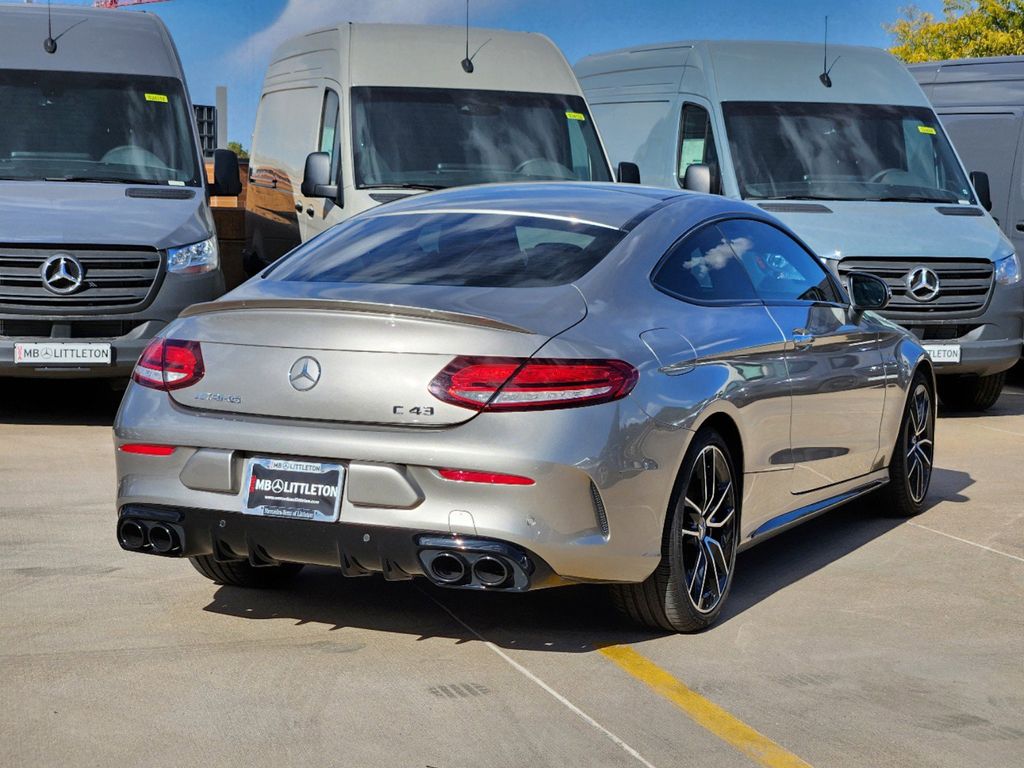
left=908, top=522, right=1024, bottom=563
left=422, top=589, right=658, bottom=768
left=599, top=645, right=813, bottom=768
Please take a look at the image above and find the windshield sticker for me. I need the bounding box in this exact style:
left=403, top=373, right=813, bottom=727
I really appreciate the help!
left=917, top=125, right=937, bottom=135
left=145, top=93, right=169, bottom=103
left=565, top=111, right=586, bottom=121
left=168, top=180, right=186, bottom=186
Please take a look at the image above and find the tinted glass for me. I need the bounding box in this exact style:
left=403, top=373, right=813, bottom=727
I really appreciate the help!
left=678, top=104, right=721, bottom=194
left=716, top=219, right=840, bottom=303
left=270, top=212, right=625, bottom=288
left=723, top=101, right=974, bottom=204
left=351, top=87, right=612, bottom=189
left=0, top=69, right=200, bottom=186
left=653, top=224, right=758, bottom=302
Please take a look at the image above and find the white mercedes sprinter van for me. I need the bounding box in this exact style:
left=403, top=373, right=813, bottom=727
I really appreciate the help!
left=577, top=41, right=1022, bottom=410
left=0, top=4, right=240, bottom=381
left=244, top=23, right=616, bottom=273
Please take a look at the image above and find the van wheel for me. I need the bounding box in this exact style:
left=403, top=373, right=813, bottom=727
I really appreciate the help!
left=879, top=373, right=935, bottom=517
left=190, top=555, right=303, bottom=588
left=937, top=372, right=1005, bottom=412
left=611, top=430, right=740, bottom=633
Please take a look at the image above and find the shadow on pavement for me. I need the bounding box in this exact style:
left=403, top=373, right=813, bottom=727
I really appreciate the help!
left=203, top=479, right=974, bottom=649
left=0, top=377, right=123, bottom=426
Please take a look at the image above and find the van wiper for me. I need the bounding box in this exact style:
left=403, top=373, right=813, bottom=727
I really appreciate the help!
left=866, top=195, right=960, bottom=203
left=48, top=176, right=164, bottom=185
left=748, top=194, right=862, bottom=201
left=362, top=183, right=447, bottom=191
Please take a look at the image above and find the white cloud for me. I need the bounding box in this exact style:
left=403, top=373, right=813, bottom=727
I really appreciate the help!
left=229, top=0, right=500, bottom=73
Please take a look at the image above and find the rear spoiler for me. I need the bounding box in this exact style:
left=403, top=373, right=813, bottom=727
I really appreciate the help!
left=178, top=298, right=530, bottom=334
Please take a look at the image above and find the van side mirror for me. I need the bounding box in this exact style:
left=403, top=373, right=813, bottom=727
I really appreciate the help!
left=616, top=161, right=641, bottom=184
left=682, top=164, right=711, bottom=195
left=210, top=149, right=242, bottom=197
left=301, top=151, right=338, bottom=199
left=846, top=271, right=891, bottom=311
left=970, top=171, right=992, bottom=211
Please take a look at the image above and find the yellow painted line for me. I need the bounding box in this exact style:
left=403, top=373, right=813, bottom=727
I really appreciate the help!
left=599, top=645, right=813, bottom=768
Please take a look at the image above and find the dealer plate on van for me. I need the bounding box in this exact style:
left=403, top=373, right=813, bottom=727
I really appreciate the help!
left=923, top=344, right=962, bottom=364
left=242, top=458, right=344, bottom=523
left=14, top=342, right=112, bottom=365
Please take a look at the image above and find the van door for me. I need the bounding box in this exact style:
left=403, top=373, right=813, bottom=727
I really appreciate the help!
left=299, top=84, right=344, bottom=241
left=1007, top=115, right=1024, bottom=262
left=936, top=109, right=1022, bottom=232
left=247, top=85, right=321, bottom=264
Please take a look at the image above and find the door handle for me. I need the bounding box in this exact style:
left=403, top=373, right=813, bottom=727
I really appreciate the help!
left=792, top=329, right=815, bottom=349
left=1015, top=221, right=1024, bottom=232
left=306, top=207, right=315, bottom=217
left=294, top=202, right=304, bottom=212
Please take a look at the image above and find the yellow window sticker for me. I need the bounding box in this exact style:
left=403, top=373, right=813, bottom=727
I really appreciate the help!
left=565, top=111, right=586, bottom=121
left=918, top=125, right=936, bottom=135
left=145, top=93, right=169, bottom=103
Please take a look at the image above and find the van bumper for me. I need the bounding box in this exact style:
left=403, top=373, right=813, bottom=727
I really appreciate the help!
left=0, top=321, right=164, bottom=378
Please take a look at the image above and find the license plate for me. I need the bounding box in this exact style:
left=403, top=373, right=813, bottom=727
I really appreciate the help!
left=14, top=342, right=112, bottom=365
left=242, top=458, right=344, bottom=523
left=923, top=343, right=962, bottom=364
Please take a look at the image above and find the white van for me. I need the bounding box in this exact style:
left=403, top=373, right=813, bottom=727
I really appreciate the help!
left=576, top=41, right=1022, bottom=410
left=244, top=23, right=618, bottom=273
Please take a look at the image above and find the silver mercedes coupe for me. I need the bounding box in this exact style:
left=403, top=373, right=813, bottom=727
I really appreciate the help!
left=114, top=183, right=935, bottom=632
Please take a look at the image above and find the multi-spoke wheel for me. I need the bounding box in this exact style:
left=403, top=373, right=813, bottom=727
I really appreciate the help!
left=611, top=429, right=740, bottom=632
left=879, top=371, right=935, bottom=517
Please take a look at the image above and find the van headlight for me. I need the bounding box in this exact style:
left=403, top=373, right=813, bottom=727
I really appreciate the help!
left=167, top=237, right=219, bottom=274
left=995, top=253, right=1021, bottom=285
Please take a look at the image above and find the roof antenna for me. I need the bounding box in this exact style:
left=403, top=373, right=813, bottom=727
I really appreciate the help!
left=460, top=1, right=490, bottom=73
left=43, top=0, right=57, bottom=54
left=819, top=16, right=840, bottom=88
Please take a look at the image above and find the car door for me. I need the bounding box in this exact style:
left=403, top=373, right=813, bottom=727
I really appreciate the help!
left=717, top=219, right=888, bottom=494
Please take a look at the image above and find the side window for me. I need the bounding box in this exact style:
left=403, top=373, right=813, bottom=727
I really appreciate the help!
left=251, top=87, right=319, bottom=177
left=716, top=219, right=841, bottom=304
left=653, top=223, right=758, bottom=303
left=319, top=88, right=341, bottom=182
left=678, top=104, right=721, bottom=194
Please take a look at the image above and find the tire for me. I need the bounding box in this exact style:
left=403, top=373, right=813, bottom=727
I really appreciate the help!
left=879, top=372, right=935, bottom=517
left=189, top=555, right=303, bottom=588
left=936, top=372, right=1005, bottom=412
left=611, top=429, right=740, bottom=633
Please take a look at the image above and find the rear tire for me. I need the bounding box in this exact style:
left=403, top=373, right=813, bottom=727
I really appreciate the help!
left=879, top=372, right=935, bottom=517
left=190, top=555, right=303, bottom=588
left=936, top=372, right=1005, bottom=412
left=611, top=429, right=740, bottom=633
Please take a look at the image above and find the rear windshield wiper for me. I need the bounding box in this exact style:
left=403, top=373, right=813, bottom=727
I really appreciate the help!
left=362, top=183, right=447, bottom=191
left=47, top=176, right=165, bottom=185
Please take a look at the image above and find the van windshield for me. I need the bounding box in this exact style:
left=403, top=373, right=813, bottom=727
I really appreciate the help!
left=0, top=69, right=201, bottom=186
left=723, top=101, right=975, bottom=204
left=351, top=87, right=612, bottom=189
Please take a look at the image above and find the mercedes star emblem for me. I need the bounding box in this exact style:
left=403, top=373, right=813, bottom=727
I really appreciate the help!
left=40, top=253, right=85, bottom=295
left=288, top=356, right=321, bottom=391
left=906, top=266, right=941, bottom=302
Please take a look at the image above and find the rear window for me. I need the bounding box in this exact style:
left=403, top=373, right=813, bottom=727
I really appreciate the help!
left=269, top=212, right=625, bottom=288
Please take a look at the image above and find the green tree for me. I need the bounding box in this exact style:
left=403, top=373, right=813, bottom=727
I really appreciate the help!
left=227, top=141, right=249, bottom=160
left=887, top=0, right=1024, bottom=62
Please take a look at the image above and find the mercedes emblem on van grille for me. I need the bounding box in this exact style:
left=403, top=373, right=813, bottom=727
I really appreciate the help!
left=40, top=253, right=85, bottom=295
left=906, top=266, right=941, bottom=302
left=289, top=356, right=321, bottom=391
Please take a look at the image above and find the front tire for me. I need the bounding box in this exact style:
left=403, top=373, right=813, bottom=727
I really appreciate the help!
left=879, top=372, right=935, bottom=517
left=190, top=555, right=303, bottom=588
left=937, top=372, right=1005, bottom=412
left=611, top=430, right=740, bottom=633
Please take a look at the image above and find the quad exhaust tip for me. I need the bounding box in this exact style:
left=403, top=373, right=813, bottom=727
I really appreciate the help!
left=147, top=523, right=179, bottom=554
left=472, top=556, right=510, bottom=587
left=118, top=519, right=147, bottom=550
left=429, top=552, right=467, bottom=584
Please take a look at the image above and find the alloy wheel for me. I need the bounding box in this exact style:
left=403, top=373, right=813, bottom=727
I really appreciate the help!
left=679, top=445, right=737, bottom=614
left=906, top=383, right=934, bottom=504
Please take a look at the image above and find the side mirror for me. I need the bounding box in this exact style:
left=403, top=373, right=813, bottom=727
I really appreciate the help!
left=682, top=163, right=711, bottom=195
left=301, top=151, right=338, bottom=199
left=210, top=148, right=242, bottom=197
left=616, top=161, right=641, bottom=184
left=846, top=271, right=891, bottom=311
left=969, top=170, right=992, bottom=211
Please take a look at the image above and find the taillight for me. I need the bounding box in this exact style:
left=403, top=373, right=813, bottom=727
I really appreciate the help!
left=429, top=357, right=637, bottom=411
left=132, top=338, right=204, bottom=391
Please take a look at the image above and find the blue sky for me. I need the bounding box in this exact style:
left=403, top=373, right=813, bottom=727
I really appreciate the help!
left=10, top=0, right=945, bottom=146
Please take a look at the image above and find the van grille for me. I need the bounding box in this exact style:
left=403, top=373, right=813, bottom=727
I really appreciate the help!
left=838, top=257, right=994, bottom=319
left=0, top=246, right=161, bottom=312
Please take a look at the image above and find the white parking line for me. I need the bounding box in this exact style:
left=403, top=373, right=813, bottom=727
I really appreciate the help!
left=421, top=589, right=658, bottom=768
left=909, top=522, right=1024, bottom=563
left=981, top=424, right=1024, bottom=437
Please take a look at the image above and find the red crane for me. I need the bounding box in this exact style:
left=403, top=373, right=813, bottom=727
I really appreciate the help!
left=94, top=1, right=172, bottom=9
